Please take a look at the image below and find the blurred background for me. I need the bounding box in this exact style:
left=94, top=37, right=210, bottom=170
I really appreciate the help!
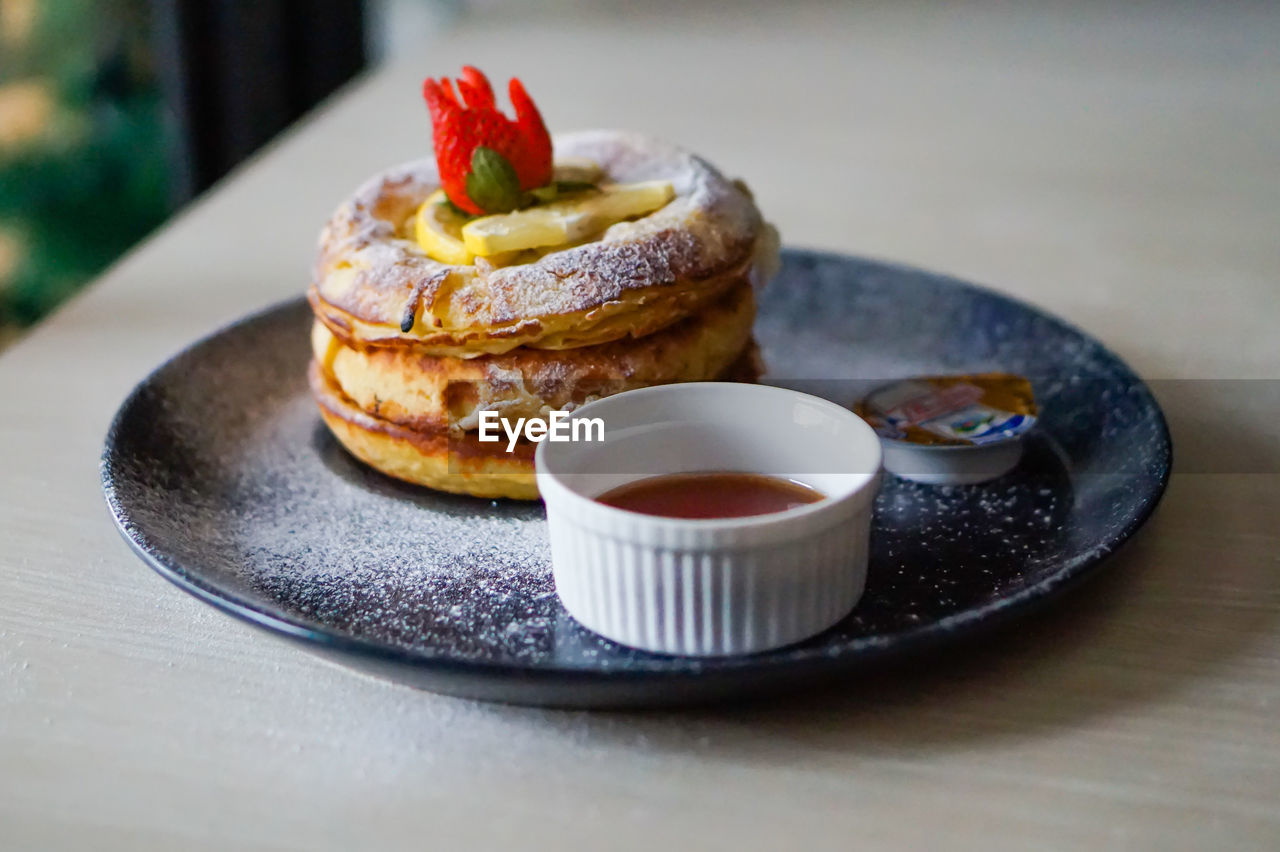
left=0, top=0, right=455, bottom=348
left=1, top=0, right=1277, bottom=357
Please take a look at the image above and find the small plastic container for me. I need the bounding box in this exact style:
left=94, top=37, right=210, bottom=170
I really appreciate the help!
left=877, top=437, right=1026, bottom=485
left=855, top=374, right=1037, bottom=485
left=535, top=383, right=882, bottom=656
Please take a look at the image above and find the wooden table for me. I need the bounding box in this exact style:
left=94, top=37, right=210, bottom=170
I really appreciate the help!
left=4, top=3, right=1278, bottom=848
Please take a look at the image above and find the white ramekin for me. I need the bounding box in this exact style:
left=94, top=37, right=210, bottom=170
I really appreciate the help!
left=535, top=383, right=882, bottom=656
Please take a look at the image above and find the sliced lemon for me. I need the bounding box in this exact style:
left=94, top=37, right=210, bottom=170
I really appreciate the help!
left=414, top=190, right=473, bottom=265
left=461, top=180, right=675, bottom=257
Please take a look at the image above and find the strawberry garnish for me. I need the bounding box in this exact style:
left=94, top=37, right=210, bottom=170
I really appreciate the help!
left=423, top=67, right=553, bottom=215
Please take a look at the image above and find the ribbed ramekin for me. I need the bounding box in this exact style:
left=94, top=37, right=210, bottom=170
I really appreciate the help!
left=535, top=383, right=882, bottom=656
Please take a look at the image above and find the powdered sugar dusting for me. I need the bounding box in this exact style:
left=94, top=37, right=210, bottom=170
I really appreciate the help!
left=105, top=301, right=576, bottom=663
left=232, top=395, right=563, bottom=659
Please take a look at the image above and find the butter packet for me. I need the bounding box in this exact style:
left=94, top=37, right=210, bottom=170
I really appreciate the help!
left=855, top=373, right=1038, bottom=483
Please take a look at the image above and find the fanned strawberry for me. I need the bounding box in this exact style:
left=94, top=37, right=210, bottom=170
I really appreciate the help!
left=422, top=67, right=552, bottom=215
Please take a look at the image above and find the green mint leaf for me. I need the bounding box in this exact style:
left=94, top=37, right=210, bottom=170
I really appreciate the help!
left=465, top=146, right=527, bottom=213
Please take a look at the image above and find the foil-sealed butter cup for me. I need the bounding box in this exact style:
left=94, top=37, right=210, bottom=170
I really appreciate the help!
left=855, top=373, right=1037, bottom=485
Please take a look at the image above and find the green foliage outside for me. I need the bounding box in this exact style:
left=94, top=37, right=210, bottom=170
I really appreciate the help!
left=0, top=0, right=171, bottom=336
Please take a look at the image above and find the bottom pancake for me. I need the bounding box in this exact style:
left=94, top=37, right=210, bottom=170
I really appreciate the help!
left=309, top=344, right=763, bottom=500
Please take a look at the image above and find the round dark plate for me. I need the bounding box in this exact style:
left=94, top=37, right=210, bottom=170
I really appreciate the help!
left=102, top=250, right=1171, bottom=707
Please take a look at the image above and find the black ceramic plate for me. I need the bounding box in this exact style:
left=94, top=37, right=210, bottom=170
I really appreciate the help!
left=102, top=250, right=1170, bottom=707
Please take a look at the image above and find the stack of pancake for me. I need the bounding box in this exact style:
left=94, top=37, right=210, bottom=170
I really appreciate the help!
left=308, top=131, right=779, bottom=499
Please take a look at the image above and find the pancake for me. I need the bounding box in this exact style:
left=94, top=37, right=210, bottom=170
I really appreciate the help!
left=310, top=130, right=778, bottom=358
left=309, top=344, right=763, bottom=500
left=313, top=282, right=757, bottom=434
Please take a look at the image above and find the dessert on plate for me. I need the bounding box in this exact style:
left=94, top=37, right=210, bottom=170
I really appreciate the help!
left=308, top=67, right=778, bottom=499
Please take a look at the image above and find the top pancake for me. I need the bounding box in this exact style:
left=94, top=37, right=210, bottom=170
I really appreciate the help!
left=310, top=130, right=776, bottom=357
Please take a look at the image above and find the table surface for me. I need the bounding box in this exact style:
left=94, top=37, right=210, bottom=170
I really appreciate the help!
left=4, top=3, right=1279, bottom=849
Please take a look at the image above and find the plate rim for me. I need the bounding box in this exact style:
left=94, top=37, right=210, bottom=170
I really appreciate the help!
left=100, top=248, right=1174, bottom=691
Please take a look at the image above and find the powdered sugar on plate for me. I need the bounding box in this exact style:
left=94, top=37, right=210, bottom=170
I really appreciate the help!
left=102, top=250, right=1171, bottom=702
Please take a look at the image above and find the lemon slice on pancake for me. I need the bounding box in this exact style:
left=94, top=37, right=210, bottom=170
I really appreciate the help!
left=462, top=180, right=674, bottom=257
left=414, top=190, right=473, bottom=265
